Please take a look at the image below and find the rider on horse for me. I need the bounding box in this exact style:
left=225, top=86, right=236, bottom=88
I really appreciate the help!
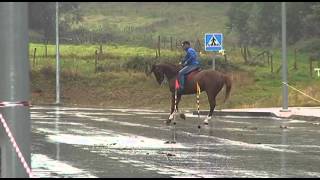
left=178, top=41, right=200, bottom=93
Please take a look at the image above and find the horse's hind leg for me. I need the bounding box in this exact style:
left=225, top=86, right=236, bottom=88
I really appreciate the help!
left=204, top=92, right=217, bottom=125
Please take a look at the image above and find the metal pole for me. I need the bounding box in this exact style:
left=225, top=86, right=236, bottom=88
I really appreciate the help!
left=56, top=2, right=61, bottom=104
left=212, top=54, right=216, bottom=70
left=0, top=2, right=30, bottom=177
left=281, top=2, right=289, bottom=111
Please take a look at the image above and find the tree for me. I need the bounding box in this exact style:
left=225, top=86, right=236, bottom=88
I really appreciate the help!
left=28, top=2, right=82, bottom=42
left=303, top=3, right=320, bottom=38
left=286, top=2, right=314, bottom=45
left=226, top=2, right=254, bottom=63
left=249, top=3, right=280, bottom=48
left=226, top=2, right=318, bottom=63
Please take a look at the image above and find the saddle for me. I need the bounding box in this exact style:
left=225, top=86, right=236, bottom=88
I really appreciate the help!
left=186, top=67, right=201, bottom=81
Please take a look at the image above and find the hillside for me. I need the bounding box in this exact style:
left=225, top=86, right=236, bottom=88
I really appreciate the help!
left=29, top=2, right=320, bottom=110
left=77, top=2, right=229, bottom=38
left=29, top=42, right=320, bottom=110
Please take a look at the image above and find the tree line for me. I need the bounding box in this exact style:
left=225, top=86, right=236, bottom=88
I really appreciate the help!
left=226, top=2, right=320, bottom=62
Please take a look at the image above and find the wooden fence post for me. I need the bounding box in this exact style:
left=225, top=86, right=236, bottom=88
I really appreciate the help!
left=45, top=41, right=48, bottom=58
left=99, top=44, right=103, bottom=55
left=270, top=53, right=273, bottom=73
left=33, top=47, right=37, bottom=68
left=197, top=38, right=202, bottom=53
left=267, top=51, right=270, bottom=66
left=294, top=48, right=297, bottom=70
left=310, top=58, right=313, bottom=77
left=170, top=36, right=173, bottom=51
left=158, top=35, right=161, bottom=57
left=95, top=50, right=98, bottom=73
left=176, top=39, right=178, bottom=50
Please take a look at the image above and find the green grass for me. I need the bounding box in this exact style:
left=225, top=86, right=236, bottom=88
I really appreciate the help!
left=29, top=43, right=181, bottom=58
left=236, top=48, right=320, bottom=108
left=29, top=42, right=320, bottom=109
left=29, top=2, right=320, bottom=109
left=74, top=2, right=230, bottom=44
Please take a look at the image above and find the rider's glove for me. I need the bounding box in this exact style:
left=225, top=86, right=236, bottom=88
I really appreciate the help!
left=183, top=61, right=188, bottom=66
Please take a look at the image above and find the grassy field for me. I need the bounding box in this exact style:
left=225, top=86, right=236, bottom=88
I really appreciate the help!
left=29, top=42, right=320, bottom=111
left=29, top=2, right=320, bottom=110
left=77, top=2, right=230, bottom=39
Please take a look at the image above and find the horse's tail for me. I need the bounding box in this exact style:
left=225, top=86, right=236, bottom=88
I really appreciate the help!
left=223, top=75, right=232, bottom=103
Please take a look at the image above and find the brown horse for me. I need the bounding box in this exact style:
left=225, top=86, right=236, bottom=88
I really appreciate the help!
left=149, top=63, right=232, bottom=124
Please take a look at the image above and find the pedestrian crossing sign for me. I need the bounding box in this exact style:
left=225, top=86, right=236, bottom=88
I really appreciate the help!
left=204, top=33, right=223, bottom=52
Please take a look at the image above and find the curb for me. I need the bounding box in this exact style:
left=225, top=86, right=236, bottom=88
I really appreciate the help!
left=193, top=111, right=277, bottom=117
left=288, top=115, right=320, bottom=121
left=193, top=111, right=320, bottom=121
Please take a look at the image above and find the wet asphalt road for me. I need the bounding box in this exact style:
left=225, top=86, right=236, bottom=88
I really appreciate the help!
left=30, top=106, right=320, bottom=178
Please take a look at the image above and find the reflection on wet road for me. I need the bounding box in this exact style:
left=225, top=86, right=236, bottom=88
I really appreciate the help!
left=31, top=106, right=320, bottom=178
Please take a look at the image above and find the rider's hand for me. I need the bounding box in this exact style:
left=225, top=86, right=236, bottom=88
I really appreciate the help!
left=183, top=61, right=188, bottom=66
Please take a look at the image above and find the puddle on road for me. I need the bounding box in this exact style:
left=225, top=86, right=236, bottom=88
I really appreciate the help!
left=31, top=106, right=320, bottom=178
left=47, top=133, right=189, bottom=149
left=32, top=154, right=97, bottom=178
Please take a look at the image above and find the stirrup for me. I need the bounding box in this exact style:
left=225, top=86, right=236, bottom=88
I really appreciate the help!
left=177, top=88, right=184, bottom=94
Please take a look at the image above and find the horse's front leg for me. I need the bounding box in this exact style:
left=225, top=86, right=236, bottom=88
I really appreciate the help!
left=204, top=115, right=212, bottom=125
left=168, top=93, right=175, bottom=121
left=168, top=93, right=181, bottom=121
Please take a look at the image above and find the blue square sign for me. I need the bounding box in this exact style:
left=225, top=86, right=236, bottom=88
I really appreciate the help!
left=204, top=33, right=223, bottom=52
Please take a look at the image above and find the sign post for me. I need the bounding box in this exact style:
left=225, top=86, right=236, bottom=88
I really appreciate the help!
left=204, top=33, right=224, bottom=70
left=212, top=55, right=216, bottom=70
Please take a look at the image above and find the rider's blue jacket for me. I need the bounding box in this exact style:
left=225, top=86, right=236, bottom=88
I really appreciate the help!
left=182, top=47, right=200, bottom=66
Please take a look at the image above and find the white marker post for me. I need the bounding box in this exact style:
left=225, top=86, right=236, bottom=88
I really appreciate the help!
left=314, top=68, right=320, bottom=77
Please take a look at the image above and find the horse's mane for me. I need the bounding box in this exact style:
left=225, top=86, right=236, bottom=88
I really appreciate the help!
left=158, top=63, right=181, bottom=73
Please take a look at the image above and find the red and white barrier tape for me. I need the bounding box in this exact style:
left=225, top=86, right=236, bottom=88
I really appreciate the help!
left=0, top=101, right=31, bottom=108
left=282, top=82, right=320, bottom=103
left=0, top=114, right=34, bottom=178
left=0, top=101, right=34, bottom=178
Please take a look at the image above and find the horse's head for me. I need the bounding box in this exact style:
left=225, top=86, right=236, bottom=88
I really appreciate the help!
left=150, top=64, right=165, bottom=85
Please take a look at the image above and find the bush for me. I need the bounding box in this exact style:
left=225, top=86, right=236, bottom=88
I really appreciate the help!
left=199, top=56, right=238, bottom=72
left=296, top=39, right=320, bottom=54
left=124, top=56, right=155, bottom=72
left=40, top=65, right=55, bottom=79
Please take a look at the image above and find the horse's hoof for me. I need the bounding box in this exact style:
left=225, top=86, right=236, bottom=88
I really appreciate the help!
left=168, top=113, right=174, bottom=120
left=164, top=140, right=176, bottom=144
left=179, top=113, right=186, bottom=120
left=203, top=118, right=210, bottom=125
left=164, top=119, right=171, bottom=125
